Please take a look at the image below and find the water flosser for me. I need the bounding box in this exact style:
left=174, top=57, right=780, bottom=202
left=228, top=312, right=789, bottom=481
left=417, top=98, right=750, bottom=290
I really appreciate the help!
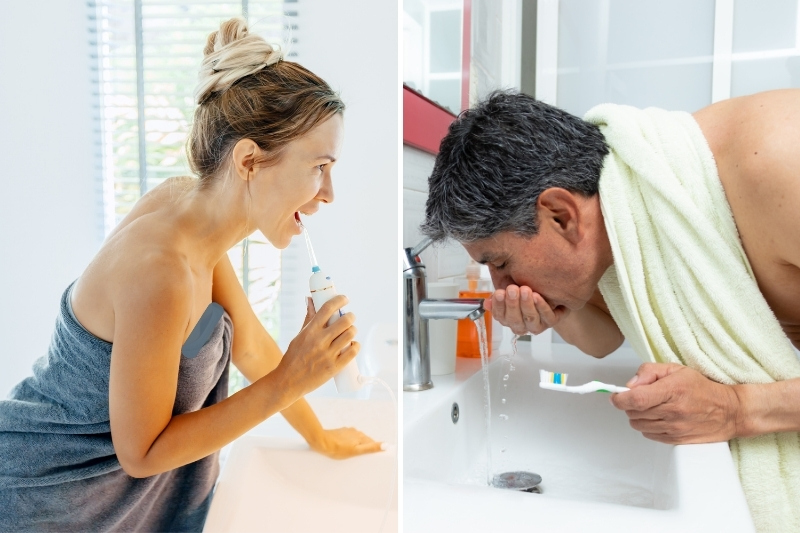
left=303, top=225, right=363, bottom=393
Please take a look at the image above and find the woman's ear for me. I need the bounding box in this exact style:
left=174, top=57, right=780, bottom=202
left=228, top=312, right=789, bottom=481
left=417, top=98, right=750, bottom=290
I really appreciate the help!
left=537, top=188, right=584, bottom=244
left=230, top=138, right=259, bottom=181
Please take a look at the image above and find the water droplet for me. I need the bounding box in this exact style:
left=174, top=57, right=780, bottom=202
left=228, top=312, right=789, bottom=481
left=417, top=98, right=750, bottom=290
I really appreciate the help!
left=499, top=414, right=508, bottom=420
left=501, top=448, right=507, bottom=453
left=501, top=398, right=506, bottom=404
left=503, top=374, right=509, bottom=381
left=509, top=364, right=516, bottom=371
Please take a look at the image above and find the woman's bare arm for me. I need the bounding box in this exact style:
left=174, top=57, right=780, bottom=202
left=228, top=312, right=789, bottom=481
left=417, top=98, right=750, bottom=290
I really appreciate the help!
left=211, top=254, right=382, bottom=458
left=108, top=253, right=357, bottom=478
left=212, top=254, right=322, bottom=439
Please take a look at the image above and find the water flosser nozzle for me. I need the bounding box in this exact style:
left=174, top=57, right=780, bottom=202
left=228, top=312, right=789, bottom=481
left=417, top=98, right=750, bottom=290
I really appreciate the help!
left=302, top=224, right=363, bottom=393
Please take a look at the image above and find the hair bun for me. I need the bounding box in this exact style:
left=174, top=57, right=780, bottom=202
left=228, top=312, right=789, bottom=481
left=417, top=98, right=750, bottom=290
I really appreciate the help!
left=194, top=17, right=283, bottom=104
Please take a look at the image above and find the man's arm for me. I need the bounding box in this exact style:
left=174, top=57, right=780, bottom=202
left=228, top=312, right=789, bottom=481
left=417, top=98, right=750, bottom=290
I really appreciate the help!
left=615, top=89, right=800, bottom=444
left=611, top=363, right=800, bottom=443
left=553, top=287, right=624, bottom=358
left=735, top=379, right=800, bottom=436
left=724, top=89, right=800, bottom=433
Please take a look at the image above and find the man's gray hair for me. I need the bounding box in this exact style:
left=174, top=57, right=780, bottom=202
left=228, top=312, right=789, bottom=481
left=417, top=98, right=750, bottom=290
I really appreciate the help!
left=420, top=91, right=609, bottom=243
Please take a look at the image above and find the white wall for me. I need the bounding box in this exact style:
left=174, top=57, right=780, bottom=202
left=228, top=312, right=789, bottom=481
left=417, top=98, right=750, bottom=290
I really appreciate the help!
left=279, top=0, right=400, bottom=395
left=0, top=1, right=101, bottom=397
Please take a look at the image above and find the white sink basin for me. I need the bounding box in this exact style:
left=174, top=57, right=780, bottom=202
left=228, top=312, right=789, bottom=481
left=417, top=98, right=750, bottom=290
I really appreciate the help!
left=404, top=339, right=754, bottom=532
left=205, top=398, right=397, bottom=533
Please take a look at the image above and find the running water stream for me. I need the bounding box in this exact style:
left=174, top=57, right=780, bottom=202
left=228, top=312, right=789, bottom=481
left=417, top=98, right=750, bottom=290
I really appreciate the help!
left=475, top=318, right=521, bottom=487
left=474, top=315, right=492, bottom=486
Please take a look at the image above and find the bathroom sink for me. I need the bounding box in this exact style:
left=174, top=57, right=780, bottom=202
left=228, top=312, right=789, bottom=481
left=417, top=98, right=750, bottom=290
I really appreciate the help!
left=404, top=339, right=754, bottom=532
left=204, top=398, right=397, bottom=533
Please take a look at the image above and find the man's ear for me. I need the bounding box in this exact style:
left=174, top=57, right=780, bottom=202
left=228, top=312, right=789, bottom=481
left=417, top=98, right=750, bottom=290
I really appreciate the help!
left=230, top=138, right=259, bottom=181
left=537, top=188, right=583, bottom=244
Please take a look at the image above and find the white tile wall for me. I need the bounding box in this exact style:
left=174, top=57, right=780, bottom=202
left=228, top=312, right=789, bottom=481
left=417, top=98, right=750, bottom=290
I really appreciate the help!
left=403, top=144, right=434, bottom=194
left=402, top=145, right=469, bottom=282
left=402, top=188, right=428, bottom=248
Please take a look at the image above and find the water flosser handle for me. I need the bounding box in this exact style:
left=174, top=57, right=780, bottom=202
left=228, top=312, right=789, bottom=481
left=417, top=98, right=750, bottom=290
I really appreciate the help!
left=309, top=272, right=362, bottom=393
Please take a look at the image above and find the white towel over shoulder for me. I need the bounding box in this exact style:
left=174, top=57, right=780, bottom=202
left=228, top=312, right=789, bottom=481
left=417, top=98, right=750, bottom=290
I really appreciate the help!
left=585, top=103, right=800, bottom=532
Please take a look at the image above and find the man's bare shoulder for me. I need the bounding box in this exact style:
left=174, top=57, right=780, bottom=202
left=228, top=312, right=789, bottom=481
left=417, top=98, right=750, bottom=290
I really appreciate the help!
left=694, top=89, right=800, bottom=158
left=694, top=90, right=800, bottom=268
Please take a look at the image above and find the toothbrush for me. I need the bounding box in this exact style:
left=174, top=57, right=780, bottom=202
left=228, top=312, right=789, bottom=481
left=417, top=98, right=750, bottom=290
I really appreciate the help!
left=539, top=369, right=630, bottom=394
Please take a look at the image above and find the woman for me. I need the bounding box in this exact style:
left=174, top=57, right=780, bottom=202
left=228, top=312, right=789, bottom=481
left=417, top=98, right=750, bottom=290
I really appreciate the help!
left=0, top=17, right=381, bottom=531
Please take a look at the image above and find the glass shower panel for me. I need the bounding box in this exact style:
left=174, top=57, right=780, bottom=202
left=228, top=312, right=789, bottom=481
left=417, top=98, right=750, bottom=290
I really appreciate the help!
left=403, top=0, right=463, bottom=114
left=733, top=0, right=796, bottom=53
left=470, top=0, right=507, bottom=105
left=731, top=0, right=800, bottom=97
left=557, top=0, right=715, bottom=116
left=428, top=8, right=463, bottom=112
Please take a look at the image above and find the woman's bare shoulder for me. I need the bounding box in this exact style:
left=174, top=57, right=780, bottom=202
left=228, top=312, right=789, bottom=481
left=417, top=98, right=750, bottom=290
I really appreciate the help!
left=109, top=248, right=194, bottom=324
left=73, top=184, right=196, bottom=343
left=105, top=176, right=198, bottom=241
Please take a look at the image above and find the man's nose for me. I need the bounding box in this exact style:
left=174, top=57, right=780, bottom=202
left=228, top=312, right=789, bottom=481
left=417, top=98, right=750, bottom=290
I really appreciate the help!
left=489, top=269, right=512, bottom=291
left=317, top=171, right=334, bottom=204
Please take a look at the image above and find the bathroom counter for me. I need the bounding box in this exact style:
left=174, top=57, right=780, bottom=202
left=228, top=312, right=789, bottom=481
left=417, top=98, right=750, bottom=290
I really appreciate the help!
left=204, top=397, right=397, bottom=533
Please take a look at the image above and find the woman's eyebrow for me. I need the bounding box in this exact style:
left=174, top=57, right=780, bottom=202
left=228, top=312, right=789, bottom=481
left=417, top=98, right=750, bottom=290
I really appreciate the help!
left=315, top=154, right=337, bottom=162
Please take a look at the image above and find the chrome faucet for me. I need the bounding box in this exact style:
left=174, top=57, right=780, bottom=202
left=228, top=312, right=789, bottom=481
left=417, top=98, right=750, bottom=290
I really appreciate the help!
left=403, top=238, right=485, bottom=391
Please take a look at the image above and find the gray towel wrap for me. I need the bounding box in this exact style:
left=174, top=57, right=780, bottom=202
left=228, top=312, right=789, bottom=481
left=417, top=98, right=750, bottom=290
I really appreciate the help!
left=0, top=280, right=233, bottom=532
left=182, top=302, right=226, bottom=359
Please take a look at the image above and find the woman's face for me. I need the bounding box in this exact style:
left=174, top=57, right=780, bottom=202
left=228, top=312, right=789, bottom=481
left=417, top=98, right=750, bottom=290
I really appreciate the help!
left=249, top=114, right=344, bottom=249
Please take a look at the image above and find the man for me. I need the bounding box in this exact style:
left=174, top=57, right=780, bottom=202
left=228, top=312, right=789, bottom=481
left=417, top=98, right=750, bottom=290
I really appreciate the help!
left=420, top=89, right=800, bottom=448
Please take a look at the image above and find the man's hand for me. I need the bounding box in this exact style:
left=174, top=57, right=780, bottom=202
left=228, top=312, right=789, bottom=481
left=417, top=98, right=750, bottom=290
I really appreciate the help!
left=610, top=363, right=742, bottom=444
left=485, top=284, right=570, bottom=335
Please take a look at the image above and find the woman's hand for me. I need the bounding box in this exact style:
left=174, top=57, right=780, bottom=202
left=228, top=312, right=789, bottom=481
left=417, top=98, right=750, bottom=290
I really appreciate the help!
left=485, top=284, right=570, bottom=335
left=270, top=295, right=360, bottom=404
left=309, top=427, right=384, bottom=459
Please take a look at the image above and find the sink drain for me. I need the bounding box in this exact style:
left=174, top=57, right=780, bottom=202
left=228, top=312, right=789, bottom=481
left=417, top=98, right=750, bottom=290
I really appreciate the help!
left=493, top=471, right=542, bottom=493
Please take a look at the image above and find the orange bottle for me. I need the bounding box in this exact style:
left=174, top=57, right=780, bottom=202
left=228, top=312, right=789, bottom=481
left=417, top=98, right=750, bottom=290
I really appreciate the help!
left=456, top=260, right=492, bottom=358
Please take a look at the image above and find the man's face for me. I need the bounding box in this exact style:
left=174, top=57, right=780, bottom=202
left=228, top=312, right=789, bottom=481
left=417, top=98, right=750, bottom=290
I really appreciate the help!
left=463, top=229, right=599, bottom=313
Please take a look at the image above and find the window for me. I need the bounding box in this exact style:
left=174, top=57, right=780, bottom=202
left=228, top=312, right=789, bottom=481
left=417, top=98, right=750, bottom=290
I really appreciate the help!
left=89, top=0, right=296, bottom=392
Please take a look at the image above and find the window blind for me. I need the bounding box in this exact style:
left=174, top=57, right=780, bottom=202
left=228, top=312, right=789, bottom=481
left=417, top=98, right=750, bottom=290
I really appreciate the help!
left=88, top=1, right=296, bottom=363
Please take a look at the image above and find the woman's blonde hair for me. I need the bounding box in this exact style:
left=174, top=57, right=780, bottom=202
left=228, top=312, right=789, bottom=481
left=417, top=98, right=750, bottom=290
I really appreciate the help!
left=188, top=17, right=345, bottom=182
